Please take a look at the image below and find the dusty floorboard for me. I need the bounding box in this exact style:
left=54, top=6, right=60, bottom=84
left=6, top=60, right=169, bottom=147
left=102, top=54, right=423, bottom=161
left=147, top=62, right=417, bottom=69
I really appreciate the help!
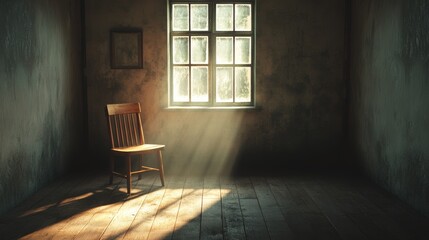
left=0, top=171, right=428, bottom=240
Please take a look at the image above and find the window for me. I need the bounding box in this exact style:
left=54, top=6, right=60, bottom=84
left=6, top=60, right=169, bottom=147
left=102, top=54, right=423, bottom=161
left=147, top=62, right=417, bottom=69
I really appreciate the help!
left=168, top=0, right=255, bottom=108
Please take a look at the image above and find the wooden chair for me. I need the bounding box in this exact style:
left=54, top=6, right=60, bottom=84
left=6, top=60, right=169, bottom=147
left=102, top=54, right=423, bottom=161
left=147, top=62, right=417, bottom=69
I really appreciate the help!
left=106, top=102, right=165, bottom=194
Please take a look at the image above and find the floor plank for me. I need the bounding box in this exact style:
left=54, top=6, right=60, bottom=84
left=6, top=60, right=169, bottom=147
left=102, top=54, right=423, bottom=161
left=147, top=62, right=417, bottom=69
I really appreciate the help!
left=101, top=174, right=157, bottom=240
left=303, top=179, right=368, bottom=240
left=252, top=177, right=295, bottom=240
left=2, top=173, right=91, bottom=240
left=1, top=172, right=428, bottom=240
left=221, top=178, right=246, bottom=240
left=147, top=176, right=184, bottom=240
left=171, top=177, right=205, bottom=240
left=123, top=174, right=166, bottom=240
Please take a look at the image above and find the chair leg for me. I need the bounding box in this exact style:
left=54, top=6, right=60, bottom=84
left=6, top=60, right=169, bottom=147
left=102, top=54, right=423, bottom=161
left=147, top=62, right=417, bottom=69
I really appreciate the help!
left=127, top=156, right=132, bottom=194
left=158, top=151, right=165, bottom=186
left=138, top=155, right=143, bottom=180
left=109, top=155, right=114, bottom=185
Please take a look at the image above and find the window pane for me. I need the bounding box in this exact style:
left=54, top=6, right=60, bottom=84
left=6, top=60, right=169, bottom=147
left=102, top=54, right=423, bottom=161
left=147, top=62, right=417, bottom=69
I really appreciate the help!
left=173, top=36, right=189, bottom=64
left=191, top=67, right=208, bottom=102
left=172, top=4, right=189, bottom=31
left=235, top=37, right=251, bottom=64
left=191, top=4, right=208, bottom=31
left=173, top=67, right=189, bottom=102
left=216, top=67, right=233, bottom=102
left=216, top=37, right=233, bottom=64
left=169, top=2, right=254, bottom=107
left=235, top=4, right=251, bottom=31
left=235, top=67, right=251, bottom=102
left=216, top=4, right=233, bottom=31
left=191, top=36, right=208, bottom=64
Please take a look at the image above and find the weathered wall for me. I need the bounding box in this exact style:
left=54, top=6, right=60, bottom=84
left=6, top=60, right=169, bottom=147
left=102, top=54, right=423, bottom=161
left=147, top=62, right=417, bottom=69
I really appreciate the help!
left=349, top=0, right=429, bottom=216
left=85, top=0, right=346, bottom=177
left=0, top=0, right=83, bottom=214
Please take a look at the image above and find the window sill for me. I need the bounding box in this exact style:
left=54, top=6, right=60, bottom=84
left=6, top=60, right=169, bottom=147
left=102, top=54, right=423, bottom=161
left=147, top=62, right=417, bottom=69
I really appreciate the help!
left=163, top=106, right=261, bottom=111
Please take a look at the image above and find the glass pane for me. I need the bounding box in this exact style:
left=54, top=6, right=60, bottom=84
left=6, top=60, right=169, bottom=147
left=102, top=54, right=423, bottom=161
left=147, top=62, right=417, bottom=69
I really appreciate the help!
left=235, top=4, right=252, bottom=31
left=173, top=67, right=189, bottom=102
left=191, top=67, right=208, bottom=102
left=235, top=37, right=251, bottom=64
left=172, top=4, right=189, bottom=31
left=235, top=67, right=251, bottom=102
left=216, top=67, right=233, bottom=102
left=191, top=4, right=208, bottom=31
left=173, top=36, right=189, bottom=64
left=216, top=4, right=233, bottom=31
left=216, top=37, right=233, bottom=64
left=191, top=36, right=208, bottom=64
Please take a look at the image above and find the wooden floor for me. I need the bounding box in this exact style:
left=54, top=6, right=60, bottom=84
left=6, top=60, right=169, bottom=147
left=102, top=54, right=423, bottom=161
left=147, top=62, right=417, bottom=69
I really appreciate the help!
left=0, top=171, right=428, bottom=240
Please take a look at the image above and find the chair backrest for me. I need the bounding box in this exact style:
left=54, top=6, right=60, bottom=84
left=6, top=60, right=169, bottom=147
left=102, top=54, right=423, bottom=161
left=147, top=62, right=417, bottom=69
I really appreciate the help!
left=106, top=102, right=145, bottom=148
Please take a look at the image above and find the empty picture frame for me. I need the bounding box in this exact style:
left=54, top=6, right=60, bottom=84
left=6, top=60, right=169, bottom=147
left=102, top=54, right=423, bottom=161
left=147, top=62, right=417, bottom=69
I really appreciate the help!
left=110, top=28, right=143, bottom=69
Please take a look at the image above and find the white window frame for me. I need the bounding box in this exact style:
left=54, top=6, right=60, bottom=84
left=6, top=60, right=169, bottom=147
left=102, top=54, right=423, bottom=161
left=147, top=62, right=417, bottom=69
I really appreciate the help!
left=168, top=0, right=256, bottom=108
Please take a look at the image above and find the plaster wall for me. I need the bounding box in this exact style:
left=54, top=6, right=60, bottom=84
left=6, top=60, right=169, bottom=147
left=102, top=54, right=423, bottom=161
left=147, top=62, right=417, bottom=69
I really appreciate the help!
left=85, top=0, right=346, bottom=176
left=0, top=0, right=83, bottom=214
left=349, top=0, right=429, bottom=216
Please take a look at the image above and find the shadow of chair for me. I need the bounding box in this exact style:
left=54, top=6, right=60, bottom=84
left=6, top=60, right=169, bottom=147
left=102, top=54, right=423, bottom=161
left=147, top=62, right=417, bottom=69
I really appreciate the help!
left=105, top=102, right=165, bottom=194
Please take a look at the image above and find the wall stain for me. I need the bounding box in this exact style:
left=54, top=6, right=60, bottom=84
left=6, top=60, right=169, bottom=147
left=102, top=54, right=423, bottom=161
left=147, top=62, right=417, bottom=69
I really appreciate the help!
left=400, top=150, right=428, bottom=206
left=0, top=0, right=37, bottom=84
left=350, top=0, right=429, bottom=217
left=0, top=0, right=83, bottom=215
left=402, top=0, right=429, bottom=61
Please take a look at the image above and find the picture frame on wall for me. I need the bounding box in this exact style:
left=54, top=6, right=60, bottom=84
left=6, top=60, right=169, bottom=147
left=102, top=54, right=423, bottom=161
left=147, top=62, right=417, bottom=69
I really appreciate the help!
left=110, top=28, right=143, bottom=69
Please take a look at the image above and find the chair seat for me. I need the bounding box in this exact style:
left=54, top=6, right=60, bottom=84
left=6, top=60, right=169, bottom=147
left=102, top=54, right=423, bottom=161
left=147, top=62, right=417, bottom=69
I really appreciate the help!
left=111, top=144, right=165, bottom=154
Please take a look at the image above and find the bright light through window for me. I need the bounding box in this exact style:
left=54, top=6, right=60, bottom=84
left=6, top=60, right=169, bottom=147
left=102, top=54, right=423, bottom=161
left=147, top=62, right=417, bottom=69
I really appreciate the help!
left=169, top=0, right=255, bottom=107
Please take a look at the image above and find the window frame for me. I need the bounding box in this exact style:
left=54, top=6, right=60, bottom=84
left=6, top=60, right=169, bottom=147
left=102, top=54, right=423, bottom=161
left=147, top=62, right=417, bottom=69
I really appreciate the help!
left=168, top=0, right=256, bottom=108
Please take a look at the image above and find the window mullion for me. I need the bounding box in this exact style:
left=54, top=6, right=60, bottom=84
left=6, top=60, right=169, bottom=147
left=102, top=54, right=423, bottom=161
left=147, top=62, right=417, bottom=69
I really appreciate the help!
left=210, top=2, right=215, bottom=106
left=188, top=3, right=191, bottom=103
left=231, top=4, right=235, bottom=103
